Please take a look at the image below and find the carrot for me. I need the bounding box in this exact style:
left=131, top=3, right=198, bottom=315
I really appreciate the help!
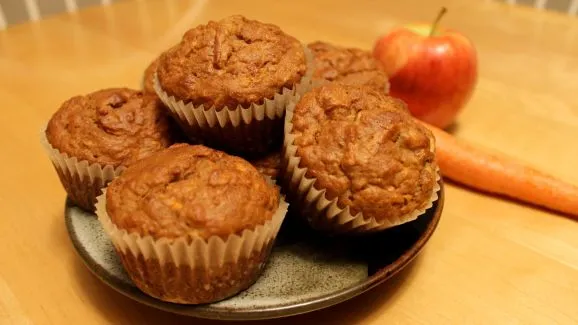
left=419, top=120, right=578, bottom=218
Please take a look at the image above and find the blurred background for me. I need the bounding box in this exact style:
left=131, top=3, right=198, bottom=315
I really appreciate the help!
left=0, top=0, right=576, bottom=30
left=0, top=0, right=577, bottom=29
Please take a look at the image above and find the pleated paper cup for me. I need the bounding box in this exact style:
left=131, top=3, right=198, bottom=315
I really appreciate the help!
left=153, top=47, right=314, bottom=156
left=281, top=103, right=440, bottom=234
left=40, top=130, right=124, bottom=211
left=95, top=190, right=288, bottom=304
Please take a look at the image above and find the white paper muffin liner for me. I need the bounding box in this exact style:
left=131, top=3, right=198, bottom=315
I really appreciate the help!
left=95, top=188, right=288, bottom=304
left=153, top=46, right=314, bottom=155
left=40, top=130, right=124, bottom=211
left=281, top=103, right=441, bottom=234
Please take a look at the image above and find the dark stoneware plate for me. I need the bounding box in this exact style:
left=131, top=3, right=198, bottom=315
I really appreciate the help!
left=65, top=181, right=444, bottom=321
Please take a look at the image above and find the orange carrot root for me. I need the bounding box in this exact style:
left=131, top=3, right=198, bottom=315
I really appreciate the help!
left=420, top=120, right=578, bottom=218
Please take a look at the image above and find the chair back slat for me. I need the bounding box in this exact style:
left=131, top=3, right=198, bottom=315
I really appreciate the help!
left=0, top=0, right=120, bottom=30
left=501, top=0, right=578, bottom=16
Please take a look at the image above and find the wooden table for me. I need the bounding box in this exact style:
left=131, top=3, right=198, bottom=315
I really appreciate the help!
left=2, top=0, right=578, bottom=324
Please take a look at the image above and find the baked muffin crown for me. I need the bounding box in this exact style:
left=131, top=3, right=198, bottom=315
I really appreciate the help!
left=250, top=151, right=282, bottom=179
left=46, top=88, right=175, bottom=168
left=308, top=41, right=390, bottom=91
left=157, top=15, right=307, bottom=109
left=105, top=144, right=280, bottom=241
left=291, top=84, right=437, bottom=222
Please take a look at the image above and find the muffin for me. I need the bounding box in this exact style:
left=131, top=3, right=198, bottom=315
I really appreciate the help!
left=155, top=15, right=313, bottom=156
left=96, top=144, right=288, bottom=304
left=307, top=41, right=390, bottom=92
left=250, top=151, right=282, bottom=180
left=142, top=56, right=160, bottom=94
left=42, top=88, right=177, bottom=211
left=282, top=84, right=440, bottom=233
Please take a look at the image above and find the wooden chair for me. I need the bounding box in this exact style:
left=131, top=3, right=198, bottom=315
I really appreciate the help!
left=0, top=0, right=121, bottom=30
left=502, top=0, right=578, bottom=16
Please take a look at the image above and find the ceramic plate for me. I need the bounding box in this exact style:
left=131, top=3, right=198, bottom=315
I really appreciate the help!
left=65, top=181, right=444, bottom=321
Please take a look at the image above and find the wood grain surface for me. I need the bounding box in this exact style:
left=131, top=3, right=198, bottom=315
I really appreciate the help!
left=1, top=0, right=578, bottom=324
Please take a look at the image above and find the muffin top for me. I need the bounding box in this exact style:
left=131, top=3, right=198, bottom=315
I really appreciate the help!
left=46, top=88, right=175, bottom=168
left=308, top=41, right=389, bottom=91
left=290, top=84, right=437, bottom=222
left=250, top=151, right=282, bottom=179
left=157, top=15, right=307, bottom=109
left=142, top=56, right=160, bottom=94
left=106, top=144, right=280, bottom=241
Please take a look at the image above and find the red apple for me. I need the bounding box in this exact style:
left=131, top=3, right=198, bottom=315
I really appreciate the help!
left=373, top=8, right=477, bottom=129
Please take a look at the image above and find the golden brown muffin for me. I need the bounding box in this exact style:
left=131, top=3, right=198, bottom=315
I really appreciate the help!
left=157, top=15, right=307, bottom=109
left=308, top=41, right=390, bottom=91
left=155, top=15, right=309, bottom=155
left=45, top=88, right=177, bottom=211
left=142, top=56, right=160, bottom=94
left=289, top=84, right=437, bottom=223
left=250, top=151, right=282, bottom=179
left=106, top=144, right=280, bottom=240
left=102, top=144, right=283, bottom=304
left=46, top=88, right=175, bottom=167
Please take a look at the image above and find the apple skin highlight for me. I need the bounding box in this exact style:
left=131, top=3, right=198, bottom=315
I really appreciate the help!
left=373, top=23, right=478, bottom=129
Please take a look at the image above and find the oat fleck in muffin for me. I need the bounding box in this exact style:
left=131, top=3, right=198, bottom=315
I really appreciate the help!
left=308, top=41, right=390, bottom=92
left=284, top=84, right=438, bottom=232
left=44, top=88, right=176, bottom=211
left=155, top=15, right=310, bottom=155
left=100, top=144, right=284, bottom=304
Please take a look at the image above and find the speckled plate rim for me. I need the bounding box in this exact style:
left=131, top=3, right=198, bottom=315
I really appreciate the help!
left=66, top=181, right=444, bottom=321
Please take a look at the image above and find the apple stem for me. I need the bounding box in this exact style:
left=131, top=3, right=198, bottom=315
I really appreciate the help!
left=429, top=7, right=448, bottom=37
